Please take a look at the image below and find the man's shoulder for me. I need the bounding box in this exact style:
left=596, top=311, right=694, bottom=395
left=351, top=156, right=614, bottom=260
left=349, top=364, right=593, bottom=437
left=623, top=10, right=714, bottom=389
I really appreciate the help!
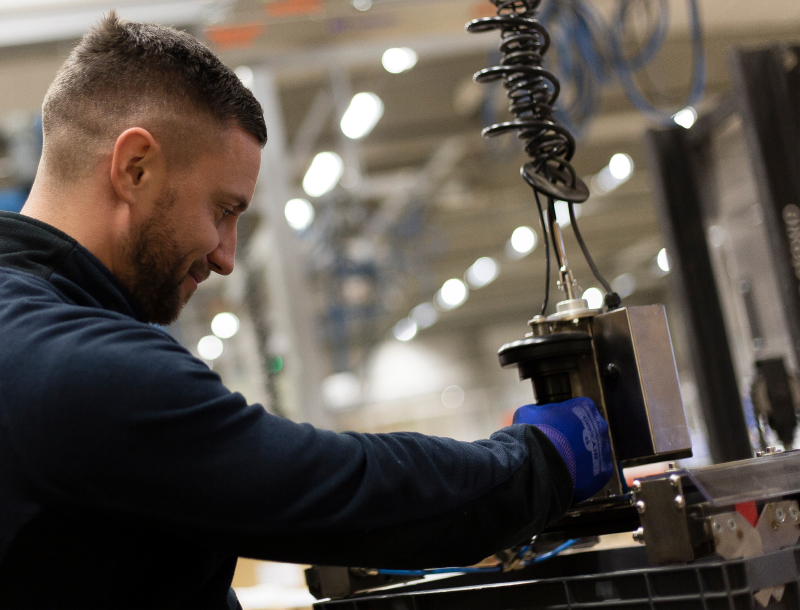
left=0, top=264, right=171, bottom=343
left=0, top=269, right=208, bottom=403
left=0, top=280, right=228, bottom=437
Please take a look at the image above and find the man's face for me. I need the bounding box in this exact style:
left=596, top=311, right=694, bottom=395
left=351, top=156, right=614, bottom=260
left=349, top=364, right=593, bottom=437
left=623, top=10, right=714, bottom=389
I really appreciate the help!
left=121, top=126, right=261, bottom=325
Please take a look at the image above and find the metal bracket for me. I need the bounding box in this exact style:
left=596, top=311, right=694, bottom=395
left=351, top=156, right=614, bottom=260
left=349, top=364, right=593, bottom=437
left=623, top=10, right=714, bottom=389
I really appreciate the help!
left=634, top=474, right=694, bottom=564
left=710, top=511, right=763, bottom=560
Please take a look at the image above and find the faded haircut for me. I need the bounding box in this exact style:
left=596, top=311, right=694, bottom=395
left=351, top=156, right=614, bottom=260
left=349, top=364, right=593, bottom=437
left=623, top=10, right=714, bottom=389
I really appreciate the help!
left=41, top=11, right=267, bottom=180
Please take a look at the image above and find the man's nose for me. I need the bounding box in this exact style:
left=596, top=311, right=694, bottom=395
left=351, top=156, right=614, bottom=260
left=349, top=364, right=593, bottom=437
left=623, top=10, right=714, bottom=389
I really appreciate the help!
left=208, top=228, right=236, bottom=276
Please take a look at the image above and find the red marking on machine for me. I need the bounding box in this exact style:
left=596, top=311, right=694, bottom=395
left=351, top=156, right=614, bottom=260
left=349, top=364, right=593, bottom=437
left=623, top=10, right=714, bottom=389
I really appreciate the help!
left=205, top=22, right=265, bottom=50
left=735, top=501, right=759, bottom=527
left=264, top=0, right=325, bottom=19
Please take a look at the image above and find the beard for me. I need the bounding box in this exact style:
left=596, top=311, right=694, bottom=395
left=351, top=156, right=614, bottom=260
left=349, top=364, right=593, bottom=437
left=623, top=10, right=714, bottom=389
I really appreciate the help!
left=121, top=190, right=208, bottom=325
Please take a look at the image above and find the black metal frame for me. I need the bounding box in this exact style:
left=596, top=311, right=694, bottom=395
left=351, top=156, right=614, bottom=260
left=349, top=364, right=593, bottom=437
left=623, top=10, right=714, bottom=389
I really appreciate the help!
left=646, top=122, right=752, bottom=464
left=730, top=46, right=800, bottom=372
left=645, top=45, right=800, bottom=463
left=313, top=543, right=800, bottom=610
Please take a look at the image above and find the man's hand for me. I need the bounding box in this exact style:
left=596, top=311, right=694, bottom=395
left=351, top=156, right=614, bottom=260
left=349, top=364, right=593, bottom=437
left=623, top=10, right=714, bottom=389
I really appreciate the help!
left=514, top=397, right=613, bottom=503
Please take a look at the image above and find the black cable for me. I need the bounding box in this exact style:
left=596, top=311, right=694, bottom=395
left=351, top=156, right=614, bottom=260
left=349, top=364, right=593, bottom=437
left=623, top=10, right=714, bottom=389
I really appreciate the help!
left=546, top=196, right=559, bottom=267
left=533, top=189, right=551, bottom=316
left=568, top=202, right=621, bottom=308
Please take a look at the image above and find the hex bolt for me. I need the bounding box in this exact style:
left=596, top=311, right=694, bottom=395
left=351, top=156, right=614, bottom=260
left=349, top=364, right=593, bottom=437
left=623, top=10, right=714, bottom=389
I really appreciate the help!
left=636, top=500, right=646, bottom=514
left=776, top=508, right=786, bottom=523
left=790, top=506, right=799, bottom=521
left=632, top=527, right=645, bottom=544
left=713, top=521, right=723, bottom=535
left=674, top=495, right=685, bottom=510
left=669, top=474, right=681, bottom=488
left=632, top=480, right=642, bottom=493
left=728, top=518, right=737, bottom=531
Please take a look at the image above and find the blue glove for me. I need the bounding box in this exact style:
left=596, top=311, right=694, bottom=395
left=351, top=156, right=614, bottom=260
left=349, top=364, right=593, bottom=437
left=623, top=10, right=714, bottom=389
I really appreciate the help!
left=514, top=397, right=613, bottom=503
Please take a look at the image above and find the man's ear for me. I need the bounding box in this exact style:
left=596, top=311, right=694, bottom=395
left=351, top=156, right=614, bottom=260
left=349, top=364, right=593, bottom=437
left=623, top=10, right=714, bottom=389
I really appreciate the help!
left=109, top=128, right=165, bottom=208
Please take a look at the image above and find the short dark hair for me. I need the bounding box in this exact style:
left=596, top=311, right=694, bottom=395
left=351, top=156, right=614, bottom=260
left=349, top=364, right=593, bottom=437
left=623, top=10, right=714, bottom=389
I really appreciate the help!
left=42, top=11, right=267, bottom=179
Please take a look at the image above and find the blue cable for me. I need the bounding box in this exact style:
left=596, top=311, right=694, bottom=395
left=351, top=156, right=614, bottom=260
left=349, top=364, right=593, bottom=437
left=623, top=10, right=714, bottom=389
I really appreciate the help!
left=617, top=0, right=670, bottom=71
left=375, top=539, right=579, bottom=577
left=533, top=538, right=579, bottom=563
left=535, top=0, right=706, bottom=130
left=609, top=0, right=706, bottom=124
left=376, top=566, right=502, bottom=576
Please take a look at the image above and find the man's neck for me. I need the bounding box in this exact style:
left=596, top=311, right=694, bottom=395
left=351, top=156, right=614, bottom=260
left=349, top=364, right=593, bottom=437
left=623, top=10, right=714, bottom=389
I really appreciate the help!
left=21, top=176, right=122, bottom=277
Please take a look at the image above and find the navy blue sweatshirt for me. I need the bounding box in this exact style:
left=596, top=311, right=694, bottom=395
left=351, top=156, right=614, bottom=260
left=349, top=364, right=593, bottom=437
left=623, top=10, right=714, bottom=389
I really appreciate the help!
left=0, top=211, right=572, bottom=609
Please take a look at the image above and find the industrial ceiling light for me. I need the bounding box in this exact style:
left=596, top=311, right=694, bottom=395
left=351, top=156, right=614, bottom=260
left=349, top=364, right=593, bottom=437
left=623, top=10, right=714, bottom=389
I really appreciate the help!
left=554, top=200, right=581, bottom=228
left=510, top=226, right=537, bottom=256
left=197, top=335, right=224, bottom=361
left=393, top=318, right=418, bottom=341
left=465, top=256, right=498, bottom=289
left=608, top=153, right=633, bottom=181
left=211, top=312, right=240, bottom=339
left=322, top=372, right=361, bottom=410
left=340, top=92, right=384, bottom=139
left=410, top=302, right=438, bottom=329
left=657, top=248, right=670, bottom=273
left=611, top=273, right=637, bottom=299
left=352, top=0, right=372, bottom=11
left=382, top=47, right=418, bottom=74
left=284, top=198, right=315, bottom=231
left=302, top=152, right=343, bottom=197
left=593, top=153, right=634, bottom=194
left=435, top=279, right=468, bottom=310
left=582, top=287, right=604, bottom=309
left=672, top=106, right=698, bottom=129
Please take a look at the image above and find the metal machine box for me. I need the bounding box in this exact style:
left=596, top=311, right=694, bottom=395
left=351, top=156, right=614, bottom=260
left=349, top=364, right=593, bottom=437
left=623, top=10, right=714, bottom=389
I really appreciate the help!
left=592, top=305, right=692, bottom=466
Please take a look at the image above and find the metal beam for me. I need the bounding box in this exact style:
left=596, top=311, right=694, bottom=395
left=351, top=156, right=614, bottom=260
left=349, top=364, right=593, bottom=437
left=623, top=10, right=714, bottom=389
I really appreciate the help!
left=250, top=66, right=332, bottom=427
left=646, top=125, right=752, bottom=463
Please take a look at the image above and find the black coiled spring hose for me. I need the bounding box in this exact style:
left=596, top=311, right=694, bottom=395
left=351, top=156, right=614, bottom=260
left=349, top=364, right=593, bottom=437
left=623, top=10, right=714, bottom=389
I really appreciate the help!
left=467, top=0, right=619, bottom=313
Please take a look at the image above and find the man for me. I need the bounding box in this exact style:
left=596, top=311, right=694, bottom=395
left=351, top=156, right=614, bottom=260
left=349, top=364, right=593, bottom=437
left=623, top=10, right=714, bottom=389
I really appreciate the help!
left=0, top=13, right=612, bottom=609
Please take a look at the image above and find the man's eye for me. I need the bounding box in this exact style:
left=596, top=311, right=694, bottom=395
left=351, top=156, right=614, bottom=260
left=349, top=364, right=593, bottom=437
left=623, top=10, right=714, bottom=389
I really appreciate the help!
left=220, top=208, right=233, bottom=219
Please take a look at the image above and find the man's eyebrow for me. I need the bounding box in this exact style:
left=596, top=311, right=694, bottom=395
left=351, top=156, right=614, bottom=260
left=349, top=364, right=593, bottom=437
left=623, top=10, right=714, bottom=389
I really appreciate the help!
left=230, top=196, right=250, bottom=213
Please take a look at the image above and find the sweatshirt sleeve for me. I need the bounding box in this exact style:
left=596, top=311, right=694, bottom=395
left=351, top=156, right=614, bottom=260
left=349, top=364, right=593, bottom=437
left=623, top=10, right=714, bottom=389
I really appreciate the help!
left=5, top=313, right=573, bottom=569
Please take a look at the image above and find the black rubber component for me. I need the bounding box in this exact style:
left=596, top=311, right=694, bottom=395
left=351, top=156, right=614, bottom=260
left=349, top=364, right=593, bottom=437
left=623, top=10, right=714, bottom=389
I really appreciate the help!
left=498, top=332, right=592, bottom=367
left=498, top=332, right=593, bottom=404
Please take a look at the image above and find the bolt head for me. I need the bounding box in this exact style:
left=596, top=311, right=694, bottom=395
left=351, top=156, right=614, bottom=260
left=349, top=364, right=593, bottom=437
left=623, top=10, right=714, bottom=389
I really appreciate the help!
left=728, top=518, right=737, bottom=531
left=713, top=521, right=723, bottom=535
left=789, top=506, right=799, bottom=521
left=776, top=508, right=786, bottom=523
left=632, top=479, right=642, bottom=493
left=669, top=474, right=681, bottom=488
left=636, top=500, right=646, bottom=514
left=674, top=495, right=685, bottom=510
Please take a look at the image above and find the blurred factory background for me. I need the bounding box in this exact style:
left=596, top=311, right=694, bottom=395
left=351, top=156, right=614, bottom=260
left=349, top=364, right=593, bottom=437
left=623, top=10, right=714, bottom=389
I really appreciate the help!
left=1, top=0, right=799, bottom=607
